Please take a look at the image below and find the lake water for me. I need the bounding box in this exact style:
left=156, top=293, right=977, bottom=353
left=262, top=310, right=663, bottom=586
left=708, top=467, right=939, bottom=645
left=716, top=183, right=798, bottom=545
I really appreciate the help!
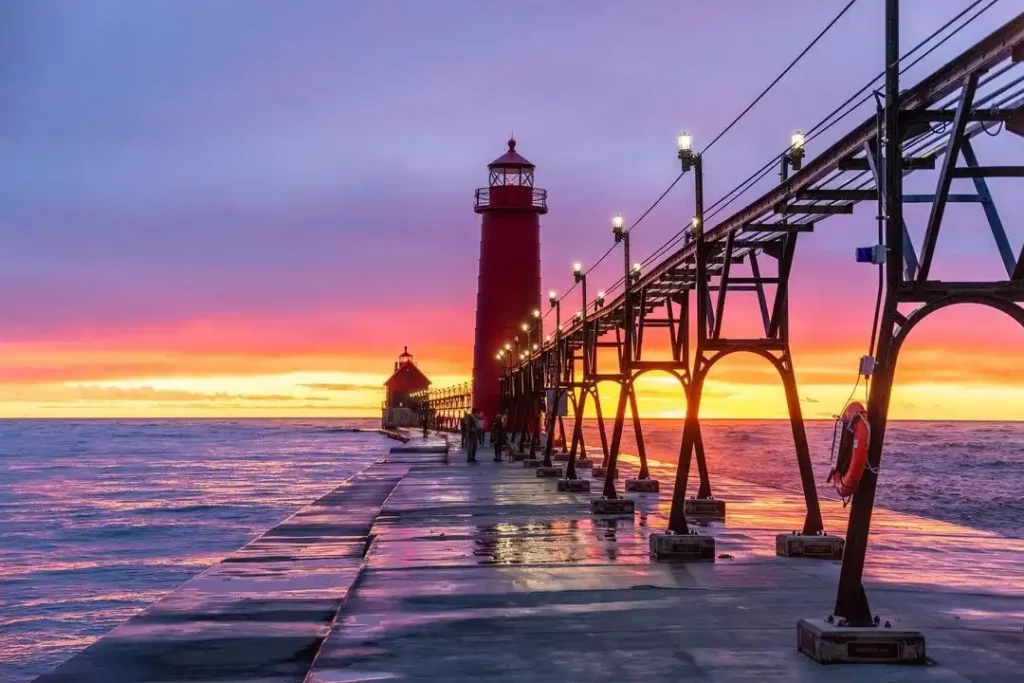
left=1, top=418, right=1021, bottom=681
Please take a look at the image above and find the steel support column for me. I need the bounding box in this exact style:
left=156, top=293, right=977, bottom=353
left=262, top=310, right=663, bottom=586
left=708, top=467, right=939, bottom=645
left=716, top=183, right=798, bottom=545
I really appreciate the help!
left=601, top=381, right=629, bottom=498
left=592, top=386, right=611, bottom=465
left=565, top=387, right=589, bottom=479
left=833, top=0, right=903, bottom=625
left=628, top=385, right=651, bottom=479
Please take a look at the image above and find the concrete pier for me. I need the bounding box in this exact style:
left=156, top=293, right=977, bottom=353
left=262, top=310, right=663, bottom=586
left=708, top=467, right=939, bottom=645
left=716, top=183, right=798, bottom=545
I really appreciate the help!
left=36, top=435, right=1024, bottom=682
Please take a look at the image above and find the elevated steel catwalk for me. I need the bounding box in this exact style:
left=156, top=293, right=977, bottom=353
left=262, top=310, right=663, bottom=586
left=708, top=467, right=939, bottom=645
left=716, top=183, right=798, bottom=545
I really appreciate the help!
left=493, top=10, right=1024, bottom=641
left=541, top=15, right=1024, bottom=348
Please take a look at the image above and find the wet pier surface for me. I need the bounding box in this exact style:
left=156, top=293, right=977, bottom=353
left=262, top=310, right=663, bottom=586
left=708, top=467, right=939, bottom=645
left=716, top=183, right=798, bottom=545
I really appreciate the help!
left=36, top=437, right=1024, bottom=682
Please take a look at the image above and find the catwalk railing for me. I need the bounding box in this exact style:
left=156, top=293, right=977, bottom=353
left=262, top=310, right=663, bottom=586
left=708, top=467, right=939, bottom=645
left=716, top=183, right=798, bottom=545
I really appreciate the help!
left=410, top=383, right=473, bottom=432
left=496, top=13, right=1024, bottom=628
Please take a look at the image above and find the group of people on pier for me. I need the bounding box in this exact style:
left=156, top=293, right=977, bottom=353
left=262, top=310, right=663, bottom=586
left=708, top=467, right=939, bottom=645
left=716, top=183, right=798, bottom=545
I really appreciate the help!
left=460, top=409, right=509, bottom=462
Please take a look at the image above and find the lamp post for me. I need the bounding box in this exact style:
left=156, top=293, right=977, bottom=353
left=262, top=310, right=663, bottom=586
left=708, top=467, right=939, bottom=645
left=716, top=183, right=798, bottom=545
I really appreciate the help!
left=532, top=306, right=542, bottom=334
left=612, top=214, right=629, bottom=282
left=573, top=262, right=589, bottom=378
left=602, top=214, right=638, bottom=496
left=519, top=322, right=531, bottom=353
left=611, top=213, right=635, bottom=369
left=663, top=130, right=708, bottom=532
left=785, top=130, right=806, bottom=177
left=677, top=131, right=705, bottom=342
left=542, top=289, right=561, bottom=467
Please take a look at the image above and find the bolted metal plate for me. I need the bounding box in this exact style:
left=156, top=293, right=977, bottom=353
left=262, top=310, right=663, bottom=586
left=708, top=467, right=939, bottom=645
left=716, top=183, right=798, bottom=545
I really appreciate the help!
left=536, top=466, right=563, bottom=478
left=649, top=532, right=716, bottom=562
left=553, top=452, right=570, bottom=462
left=797, top=619, right=926, bottom=664
left=575, top=458, right=593, bottom=468
left=590, top=497, right=635, bottom=516
left=625, top=478, right=660, bottom=493
left=556, top=478, right=591, bottom=492
left=591, top=466, right=608, bottom=478
left=684, top=497, right=726, bottom=519
left=775, top=533, right=845, bottom=559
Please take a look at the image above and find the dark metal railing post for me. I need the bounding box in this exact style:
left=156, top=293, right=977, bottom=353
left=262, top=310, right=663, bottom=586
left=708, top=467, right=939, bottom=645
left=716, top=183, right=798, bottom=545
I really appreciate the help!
left=602, top=229, right=633, bottom=499
left=566, top=268, right=589, bottom=479
left=543, top=300, right=561, bottom=467
left=668, top=153, right=704, bottom=533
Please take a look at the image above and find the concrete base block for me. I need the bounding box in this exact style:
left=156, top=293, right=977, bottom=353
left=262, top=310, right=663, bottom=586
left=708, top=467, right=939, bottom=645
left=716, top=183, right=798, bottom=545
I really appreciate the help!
left=523, top=458, right=541, bottom=468
left=553, top=452, right=570, bottom=462
left=625, top=478, right=660, bottom=493
left=797, top=619, right=925, bottom=664
left=556, top=478, right=591, bottom=492
left=776, top=533, right=845, bottom=559
left=536, top=466, right=563, bottom=478
left=649, top=531, right=716, bottom=561
left=590, top=497, right=635, bottom=516
left=684, top=497, right=726, bottom=519
left=591, top=466, right=610, bottom=479
left=510, top=451, right=527, bottom=462
left=575, top=457, right=593, bottom=468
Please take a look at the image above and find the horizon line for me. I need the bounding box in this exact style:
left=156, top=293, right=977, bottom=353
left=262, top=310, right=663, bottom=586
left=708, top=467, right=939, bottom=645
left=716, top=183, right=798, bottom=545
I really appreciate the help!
left=2, top=416, right=1022, bottom=424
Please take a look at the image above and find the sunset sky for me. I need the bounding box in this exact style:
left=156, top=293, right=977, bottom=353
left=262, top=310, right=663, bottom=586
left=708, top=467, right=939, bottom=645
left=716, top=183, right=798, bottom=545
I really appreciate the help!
left=2, top=0, right=1023, bottom=420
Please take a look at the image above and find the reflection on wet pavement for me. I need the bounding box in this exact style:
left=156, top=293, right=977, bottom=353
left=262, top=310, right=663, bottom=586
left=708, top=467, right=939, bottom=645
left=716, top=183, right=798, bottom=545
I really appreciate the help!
left=312, top=448, right=1024, bottom=682
left=32, top=437, right=1024, bottom=682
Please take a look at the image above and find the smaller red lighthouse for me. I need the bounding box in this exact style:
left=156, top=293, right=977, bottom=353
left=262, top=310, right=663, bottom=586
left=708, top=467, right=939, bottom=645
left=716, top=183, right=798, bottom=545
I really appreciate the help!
left=471, top=139, right=547, bottom=422
left=382, top=347, right=431, bottom=428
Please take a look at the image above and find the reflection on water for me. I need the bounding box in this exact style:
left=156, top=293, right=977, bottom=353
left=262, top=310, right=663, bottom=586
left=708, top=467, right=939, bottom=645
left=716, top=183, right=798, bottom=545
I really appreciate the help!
left=2, top=418, right=1023, bottom=682
left=0, top=418, right=382, bottom=683
left=582, top=419, right=1024, bottom=539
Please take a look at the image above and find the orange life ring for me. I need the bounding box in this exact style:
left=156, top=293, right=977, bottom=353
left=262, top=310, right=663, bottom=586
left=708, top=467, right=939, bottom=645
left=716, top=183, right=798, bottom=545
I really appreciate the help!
left=829, top=402, right=869, bottom=498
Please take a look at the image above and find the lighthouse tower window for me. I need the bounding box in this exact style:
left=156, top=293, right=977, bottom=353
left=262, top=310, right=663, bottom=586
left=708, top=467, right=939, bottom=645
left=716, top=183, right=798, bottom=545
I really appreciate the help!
left=488, top=167, right=534, bottom=188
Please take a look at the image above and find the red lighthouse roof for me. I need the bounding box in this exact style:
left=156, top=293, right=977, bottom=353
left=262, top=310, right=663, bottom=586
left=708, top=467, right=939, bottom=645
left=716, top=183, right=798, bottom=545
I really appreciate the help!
left=488, top=138, right=534, bottom=169
left=383, top=347, right=431, bottom=392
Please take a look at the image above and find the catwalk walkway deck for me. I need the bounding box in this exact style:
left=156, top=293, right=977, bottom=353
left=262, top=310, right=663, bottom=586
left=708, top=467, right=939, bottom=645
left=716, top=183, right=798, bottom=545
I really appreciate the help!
left=36, top=435, right=1024, bottom=682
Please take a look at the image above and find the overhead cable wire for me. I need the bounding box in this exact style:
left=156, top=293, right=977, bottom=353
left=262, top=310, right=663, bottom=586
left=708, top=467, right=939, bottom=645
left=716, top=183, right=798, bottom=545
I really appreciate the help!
left=699, top=0, right=860, bottom=156
left=565, top=0, right=863, bottom=302
left=641, top=0, right=1000, bottom=268
left=543, top=0, right=1000, bottom=342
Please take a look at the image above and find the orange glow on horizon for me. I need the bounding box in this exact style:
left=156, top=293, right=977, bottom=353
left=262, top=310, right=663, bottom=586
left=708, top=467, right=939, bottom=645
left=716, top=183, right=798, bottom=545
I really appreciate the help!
left=2, top=303, right=1023, bottom=420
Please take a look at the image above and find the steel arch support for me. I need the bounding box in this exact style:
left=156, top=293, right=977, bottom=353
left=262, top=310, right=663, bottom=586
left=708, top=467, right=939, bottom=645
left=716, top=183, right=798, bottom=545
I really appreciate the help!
left=692, top=420, right=712, bottom=499
left=591, top=385, right=611, bottom=466
left=566, top=387, right=589, bottom=479
left=627, top=385, right=651, bottom=480
left=630, top=367, right=711, bottom=494
left=542, top=389, right=561, bottom=466
left=833, top=294, right=1024, bottom=625
left=669, top=345, right=825, bottom=535
left=602, top=381, right=630, bottom=499
left=773, top=351, right=825, bottom=535
left=667, top=367, right=706, bottom=533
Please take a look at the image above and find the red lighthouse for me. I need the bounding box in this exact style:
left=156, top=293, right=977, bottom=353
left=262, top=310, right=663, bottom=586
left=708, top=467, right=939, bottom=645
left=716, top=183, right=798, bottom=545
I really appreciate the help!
left=471, top=138, right=547, bottom=421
